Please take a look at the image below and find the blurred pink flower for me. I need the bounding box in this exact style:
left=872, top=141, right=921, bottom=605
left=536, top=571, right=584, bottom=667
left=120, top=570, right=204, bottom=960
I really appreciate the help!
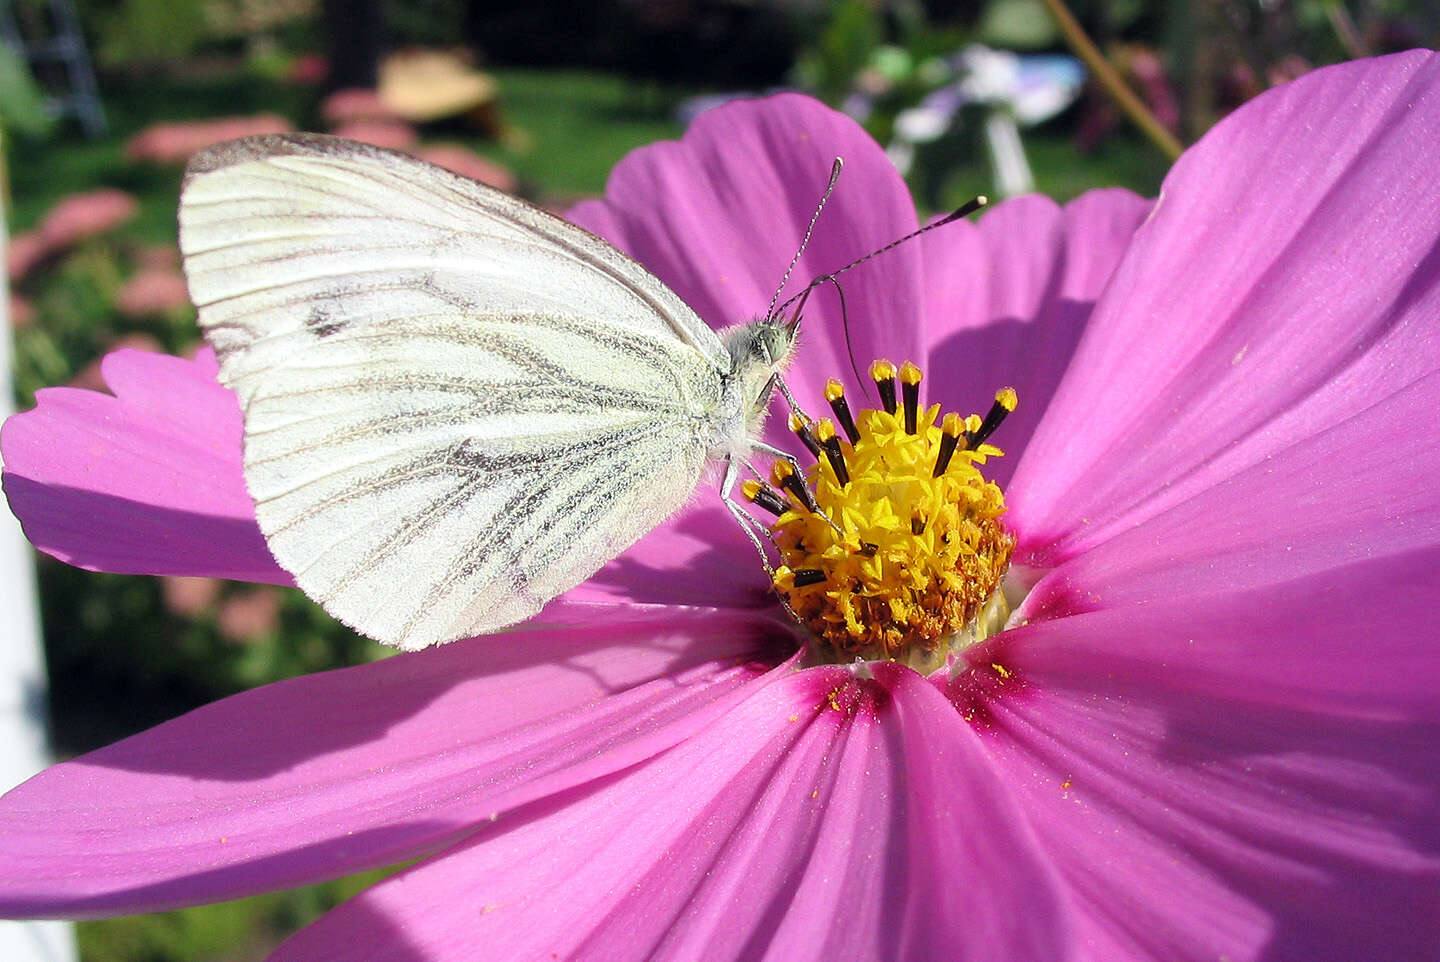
left=116, top=267, right=191, bottom=319
left=161, top=575, right=221, bottom=618
left=414, top=144, right=518, bottom=192
left=3, top=53, right=1439, bottom=961
left=328, top=120, right=418, bottom=151
left=134, top=244, right=180, bottom=270
left=321, top=87, right=398, bottom=126
left=216, top=587, right=282, bottom=644
left=38, top=189, right=139, bottom=249
left=287, top=53, right=328, bottom=86
left=8, top=294, right=35, bottom=330
left=6, top=231, right=47, bottom=282
left=126, top=114, right=294, bottom=165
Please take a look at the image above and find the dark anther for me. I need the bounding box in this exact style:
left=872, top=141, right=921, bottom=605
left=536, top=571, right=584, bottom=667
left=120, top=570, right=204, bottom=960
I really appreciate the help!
left=820, top=434, right=850, bottom=487
left=743, top=480, right=789, bottom=517
left=789, top=413, right=823, bottom=459
left=793, top=568, right=827, bottom=587
left=825, top=379, right=861, bottom=443
left=776, top=463, right=824, bottom=515
left=900, top=362, right=922, bottom=435
left=871, top=360, right=898, bottom=415
left=933, top=412, right=963, bottom=477
left=965, top=388, right=1017, bottom=449
left=911, top=516, right=926, bottom=535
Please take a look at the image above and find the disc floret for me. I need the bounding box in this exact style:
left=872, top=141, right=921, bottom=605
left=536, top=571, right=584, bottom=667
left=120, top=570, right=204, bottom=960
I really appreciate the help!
left=748, top=361, right=1018, bottom=674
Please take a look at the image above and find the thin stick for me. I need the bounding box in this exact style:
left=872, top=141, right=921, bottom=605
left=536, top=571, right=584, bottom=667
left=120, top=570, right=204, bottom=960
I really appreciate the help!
left=1037, top=0, right=1184, bottom=161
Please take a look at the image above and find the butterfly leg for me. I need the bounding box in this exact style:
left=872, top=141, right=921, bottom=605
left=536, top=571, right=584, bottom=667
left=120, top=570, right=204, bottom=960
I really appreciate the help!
left=719, top=456, right=780, bottom=577
left=771, top=373, right=814, bottom=426
left=719, top=455, right=811, bottom=631
left=746, top=441, right=845, bottom=538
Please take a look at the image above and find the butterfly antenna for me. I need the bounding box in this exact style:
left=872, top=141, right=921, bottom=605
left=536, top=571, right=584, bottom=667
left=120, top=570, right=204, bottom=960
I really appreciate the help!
left=774, top=195, right=989, bottom=320
left=767, top=157, right=845, bottom=321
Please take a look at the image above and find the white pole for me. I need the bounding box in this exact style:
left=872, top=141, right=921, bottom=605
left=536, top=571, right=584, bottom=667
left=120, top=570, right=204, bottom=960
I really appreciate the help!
left=1, top=207, right=77, bottom=962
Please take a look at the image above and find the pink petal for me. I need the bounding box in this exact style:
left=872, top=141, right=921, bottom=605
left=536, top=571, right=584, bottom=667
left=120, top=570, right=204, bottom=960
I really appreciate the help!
left=1, top=349, right=287, bottom=584
left=962, top=568, right=1440, bottom=961
left=0, top=608, right=774, bottom=917
left=273, top=664, right=1071, bottom=962
left=1010, top=51, right=1440, bottom=564
left=1017, top=368, right=1440, bottom=622
left=921, top=189, right=1151, bottom=485
left=568, top=93, right=927, bottom=420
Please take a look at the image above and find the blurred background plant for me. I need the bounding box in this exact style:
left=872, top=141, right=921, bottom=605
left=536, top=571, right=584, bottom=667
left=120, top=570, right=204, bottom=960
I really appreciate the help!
left=0, top=0, right=1436, bottom=958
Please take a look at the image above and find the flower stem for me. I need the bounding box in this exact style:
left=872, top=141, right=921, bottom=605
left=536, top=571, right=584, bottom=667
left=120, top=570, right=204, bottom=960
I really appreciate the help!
left=1036, top=0, right=1185, bottom=161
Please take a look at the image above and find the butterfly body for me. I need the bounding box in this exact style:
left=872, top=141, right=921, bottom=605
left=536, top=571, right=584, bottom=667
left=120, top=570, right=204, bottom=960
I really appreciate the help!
left=180, top=133, right=795, bottom=649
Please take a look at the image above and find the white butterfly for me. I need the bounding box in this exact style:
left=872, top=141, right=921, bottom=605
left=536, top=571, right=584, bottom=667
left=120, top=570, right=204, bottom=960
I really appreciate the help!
left=179, top=134, right=802, bottom=650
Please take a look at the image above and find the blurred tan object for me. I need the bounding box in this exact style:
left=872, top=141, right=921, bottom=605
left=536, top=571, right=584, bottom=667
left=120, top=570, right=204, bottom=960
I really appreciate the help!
left=415, top=144, right=517, bottom=192
left=379, top=49, right=500, bottom=133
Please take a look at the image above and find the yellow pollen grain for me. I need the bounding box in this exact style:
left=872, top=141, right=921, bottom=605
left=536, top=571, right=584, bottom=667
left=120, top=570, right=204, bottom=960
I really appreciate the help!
left=825, top=378, right=845, bottom=402
left=771, top=362, right=1017, bottom=669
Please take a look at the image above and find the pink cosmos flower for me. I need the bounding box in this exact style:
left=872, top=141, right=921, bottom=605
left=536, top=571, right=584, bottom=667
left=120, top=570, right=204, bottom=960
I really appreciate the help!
left=3, top=51, right=1439, bottom=961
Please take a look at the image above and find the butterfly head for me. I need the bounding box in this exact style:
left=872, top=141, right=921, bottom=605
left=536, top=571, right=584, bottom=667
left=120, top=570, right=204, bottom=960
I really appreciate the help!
left=722, top=315, right=799, bottom=430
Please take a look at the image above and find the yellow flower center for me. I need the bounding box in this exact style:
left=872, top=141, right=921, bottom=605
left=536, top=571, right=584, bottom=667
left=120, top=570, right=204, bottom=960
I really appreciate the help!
left=744, top=360, right=1018, bottom=675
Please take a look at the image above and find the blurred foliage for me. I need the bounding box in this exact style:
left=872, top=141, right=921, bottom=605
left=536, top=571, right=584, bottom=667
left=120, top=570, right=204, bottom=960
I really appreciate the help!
left=0, top=43, right=55, bottom=138
left=77, top=865, right=401, bottom=962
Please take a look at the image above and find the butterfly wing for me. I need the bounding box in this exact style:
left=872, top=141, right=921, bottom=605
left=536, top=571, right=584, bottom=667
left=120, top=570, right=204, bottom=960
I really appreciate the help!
left=180, top=134, right=729, bottom=649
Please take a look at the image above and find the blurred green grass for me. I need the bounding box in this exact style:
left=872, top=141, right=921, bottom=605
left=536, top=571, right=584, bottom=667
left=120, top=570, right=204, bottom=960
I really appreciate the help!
left=7, top=62, right=1170, bottom=961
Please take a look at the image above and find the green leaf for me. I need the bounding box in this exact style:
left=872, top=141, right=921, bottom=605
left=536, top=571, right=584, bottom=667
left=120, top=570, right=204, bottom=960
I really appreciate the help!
left=0, top=43, right=55, bottom=137
left=978, top=0, right=1059, bottom=50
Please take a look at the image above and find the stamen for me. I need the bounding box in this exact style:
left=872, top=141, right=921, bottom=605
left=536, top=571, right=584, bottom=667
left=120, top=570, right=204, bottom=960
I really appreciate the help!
left=815, top=419, right=851, bottom=487
left=742, top=479, right=789, bottom=517
left=965, top=387, right=1018, bottom=449
left=792, top=568, right=827, bottom=587
left=772, top=459, right=823, bottom=515
left=932, top=412, right=964, bottom=477
left=825, top=378, right=861, bottom=443
left=870, top=359, right=897, bottom=414
left=789, top=412, right=822, bottom=459
left=900, top=361, right=923, bottom=434
left=769, top=365, right=1019, bottom=672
